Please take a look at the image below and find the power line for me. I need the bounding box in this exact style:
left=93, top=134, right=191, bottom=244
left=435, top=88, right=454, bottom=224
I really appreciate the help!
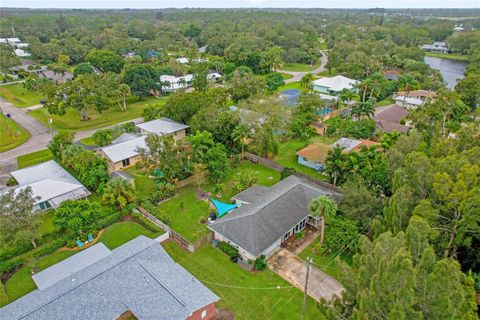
left=201, top=279, right=295, bottom=290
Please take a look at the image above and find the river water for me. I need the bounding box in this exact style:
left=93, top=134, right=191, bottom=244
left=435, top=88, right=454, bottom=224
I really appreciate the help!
left=424, top=56, right=467, bottom=89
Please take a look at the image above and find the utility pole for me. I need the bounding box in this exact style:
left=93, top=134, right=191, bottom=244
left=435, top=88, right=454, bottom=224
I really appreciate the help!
left=302, top=257, right=312, bottom=320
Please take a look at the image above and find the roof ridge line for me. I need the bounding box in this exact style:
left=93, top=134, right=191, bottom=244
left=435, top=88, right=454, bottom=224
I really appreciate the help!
left=18, top=240, right=156, bottom=320
left=139, top=262, right=187, bottom=307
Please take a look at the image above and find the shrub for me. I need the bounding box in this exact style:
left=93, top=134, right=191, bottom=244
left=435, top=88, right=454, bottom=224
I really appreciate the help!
left=255, top=255, right=267, bottom=271
left=295, top=231, right=305, bottom=239
left=6, top=177, right=17, bottom=186
left=147, top=183, right=176, bottom=205
left=281, top=167, right=296, bottom=180
left=219, top=241, right=239, bottom=258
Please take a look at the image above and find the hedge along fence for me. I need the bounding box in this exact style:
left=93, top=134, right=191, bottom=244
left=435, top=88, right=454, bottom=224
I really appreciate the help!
left=0, top=208, right=129, bottom=276
left=240, top=152, right=342, bottom=194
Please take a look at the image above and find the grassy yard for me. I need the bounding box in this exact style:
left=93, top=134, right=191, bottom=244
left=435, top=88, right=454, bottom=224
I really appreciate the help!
left=156, top=161, right=280, bottom=243
left=2, top=221, right=158, bottom=306
left=79, top=136, right=96, bottom=146
left=123, top=167, right=157, bottom=196
left=283, top=63, right=320, bottom=72
left=278, top=81, right=303, bottom=91
left=163, top=241, right=326, bottom=319
left=36, top=210, right=57, bottom=235
left=316, top=69, right=339, bottom=77
left=0, top=83, right=42, bottom=108
left=377, top=97, right=395, bottom=106
left=425, top=51, right=469, bottom=61
left=280, top=72, right=294, bottom=80
left=275, top=137, right=333, bottom=180
left=299, top=237, right=353, bottom=281
left=16, top=149, right=54, bottom=169
left=0, top=114, right=30, bottom=152
left=30, top=96, right=167, bottom=131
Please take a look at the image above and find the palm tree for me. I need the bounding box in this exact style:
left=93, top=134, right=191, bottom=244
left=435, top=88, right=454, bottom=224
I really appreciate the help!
left=352, top=99, right=375, bottom=120
left=232, top=124, right=251, bottom=155
left=300, top=73, right=314, bottom=90
left=368, top=72, right=385, bottom=100
left=325, top=145, right=347, bottom=186
left=309, top=195, right=338, bottom=245
left=398, top=73, right=419, bottom=107
left=101, top=179, right=136, bottom=210
left=358, top=78, right=373, bottom=102
left=118, top=83, right=130, bottom=112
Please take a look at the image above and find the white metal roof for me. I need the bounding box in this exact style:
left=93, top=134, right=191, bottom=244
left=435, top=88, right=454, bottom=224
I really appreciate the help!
left=313, top=75, right=358, bottom=92
left=9, top=161, right=88, bottom=205
left=175, top=57, right=189, bottom=64
left=394, top=96, right=424, bottom=106
left=101, top=135, right=148, bottom=163
left=32, top=243, right=111, bottom=290
left=332, top=138, right=361, bottom=152
left=136, top=118, right=188, bottom=135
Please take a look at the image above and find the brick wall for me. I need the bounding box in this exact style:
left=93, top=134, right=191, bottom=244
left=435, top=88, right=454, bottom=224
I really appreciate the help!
left=187, top=302, right=216, bottom=320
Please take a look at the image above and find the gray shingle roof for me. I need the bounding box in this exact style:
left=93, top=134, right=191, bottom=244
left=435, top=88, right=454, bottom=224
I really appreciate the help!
left=209, top=176, right=342, bottom=257
left=0, top=236, right=219, bottom=320
left=232, top=184, right=271, bottom=204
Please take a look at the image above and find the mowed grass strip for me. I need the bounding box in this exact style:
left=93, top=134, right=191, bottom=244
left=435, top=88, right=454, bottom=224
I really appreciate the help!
left=16, top=149, right=54, bottom=168
left=282, top=62, right=321, bottom=72
left=163, top=241, right=326, bottom=320
left=0, top=84, right=42, bottom=108
left=30, top=96, right=167, bottom=131
left=0, top=114, right=30, bottom=152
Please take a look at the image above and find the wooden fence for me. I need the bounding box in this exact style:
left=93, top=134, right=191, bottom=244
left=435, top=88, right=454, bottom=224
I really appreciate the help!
left=136, top=206, right=213, bottom=253
left=241, top=152, right=341, bottom=194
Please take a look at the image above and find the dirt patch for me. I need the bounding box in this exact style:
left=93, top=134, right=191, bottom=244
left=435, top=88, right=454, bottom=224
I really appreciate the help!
left=213, top=308, right=235, bottom=320
left=281, top=225, right=319, bottom=252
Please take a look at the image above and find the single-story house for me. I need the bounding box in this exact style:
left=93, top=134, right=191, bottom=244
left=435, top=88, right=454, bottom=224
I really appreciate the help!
left=207, top=72, right=222, bottom=82
left=176, top=57, right=190, bottom=64
left=374, top=104, right=409, bottom=133
left=393, top=90, right=435, bottom=109
left=422, top=42, right=449, bottom=53
left=37, top=70, right=74, bottom=85
left=0, top=37, right=21, bottom=44
left=6, top=160, right=90, bottom=211
left=160, top=74, right=194, bottom=92
left=100, top=118, right=188, bottom=171
left=296, top=143, right=331, bottom=171
left=209, top=176, right=342, bottom=260
left=331, top=137, right=378, bottom=153
left=136, top=118, right=188, bottom=139
left=313, top=75, right=358, bottom=95
left=0, top=236, right=219, bottom=320
left=14, top=49, right=30, bottom=57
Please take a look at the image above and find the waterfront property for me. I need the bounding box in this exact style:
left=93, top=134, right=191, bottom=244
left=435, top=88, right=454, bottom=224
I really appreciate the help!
left=422, top=42, right=450, bottom=53
left=208, top=176, right=342, bottom=261
left=6, top=160, right=90, bottom=211
left=393, top=90, right=436, bottom=109
left=0, top=236, right=219, bottom=320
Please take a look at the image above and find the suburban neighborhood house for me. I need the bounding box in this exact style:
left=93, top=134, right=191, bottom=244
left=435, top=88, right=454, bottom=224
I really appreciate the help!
left=422, top=41, right=450, bottom=53
left=0, top=236, right=219, bottom=320
left=160, top=72, right=222, bottom=92
left=100, top=118, right=188, bottom=171
left=208, top=176, right=342, bottom=261
left=296, top=138, right=378, bottom=171
left=5, top=161, right=90, bottom=211
left=374, top=104, right=410, bottom=133
left=393, top=90, right=436, bottom=109
left=312, top=75, right=358, bottom=100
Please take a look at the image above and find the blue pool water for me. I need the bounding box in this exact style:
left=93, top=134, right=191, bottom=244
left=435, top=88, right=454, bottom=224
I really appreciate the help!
left=316, top=107, right=333, bottom=116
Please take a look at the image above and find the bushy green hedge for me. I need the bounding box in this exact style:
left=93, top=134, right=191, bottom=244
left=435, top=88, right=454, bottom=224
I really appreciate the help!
left=255, top=255, right=267, bottom=271
left=219, top=241, right=239, bottom=258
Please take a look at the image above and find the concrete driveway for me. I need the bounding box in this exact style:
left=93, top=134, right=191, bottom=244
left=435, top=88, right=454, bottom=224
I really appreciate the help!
left=278, top=52, right=328, bottom=84
left=268, top=249, right=344, bottom=302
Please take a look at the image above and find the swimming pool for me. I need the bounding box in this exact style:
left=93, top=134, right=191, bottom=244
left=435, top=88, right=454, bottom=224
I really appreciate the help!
left=316, top=107, right=333, bottom=116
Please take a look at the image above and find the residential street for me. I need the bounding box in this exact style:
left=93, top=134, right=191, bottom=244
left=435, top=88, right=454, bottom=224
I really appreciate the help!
left=278, top=51, right=328, bottom=83
left=268, top=248, right=344, bottom=302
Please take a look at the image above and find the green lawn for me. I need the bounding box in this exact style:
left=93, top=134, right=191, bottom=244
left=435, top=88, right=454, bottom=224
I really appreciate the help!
left=316, top=69, right=339, bottom=77
left=79, top=136, right=96, bottom=146
left=123, top=167, right=157, bottom=196
left=163, top=241, right=326, bottom=319
left=279, top=72, right=294, bottom=80
left=99, top=221, right=160, bottom=250
left=275, top=137, right=333, bottom=180
left=299, top=237, right=353, bottom=281
left=377, top=97, right=395, bottom=106
left=278, top=81, right=302, bottom=91
left=157, top=161, right=280, bottom=242
left=0, top=83, right=42, bottom=108
left=283, top=63, right=320, bottom=72
left=36, top=210, right=57, bottom=236
left=425, top=51, right=469, bottom=61
left=16, top=149, right=54, bottom=168
left=30, top=96, right=166, bottom=131
left=0, top=114, right=30, bottom=152
left=2, top=221, right=158, bottom=305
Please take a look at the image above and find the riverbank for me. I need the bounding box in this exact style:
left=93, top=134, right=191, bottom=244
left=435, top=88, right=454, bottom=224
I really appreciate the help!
left=425, top=52, right=469, bottom=62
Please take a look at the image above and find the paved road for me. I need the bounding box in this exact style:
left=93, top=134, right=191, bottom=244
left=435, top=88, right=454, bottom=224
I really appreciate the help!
left=268, top=248, right=344, bottom=302
left=278, top=52, right=328, bottom=84
left=0, top=97, right=54, bottom=161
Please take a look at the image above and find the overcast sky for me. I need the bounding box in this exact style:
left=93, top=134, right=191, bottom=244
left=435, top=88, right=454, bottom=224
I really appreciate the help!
left=1, top=0, right=479, bottom=9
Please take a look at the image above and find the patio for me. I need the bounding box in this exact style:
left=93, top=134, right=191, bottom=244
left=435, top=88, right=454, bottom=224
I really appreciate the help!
left=281, top=225, right=320, bottom=254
